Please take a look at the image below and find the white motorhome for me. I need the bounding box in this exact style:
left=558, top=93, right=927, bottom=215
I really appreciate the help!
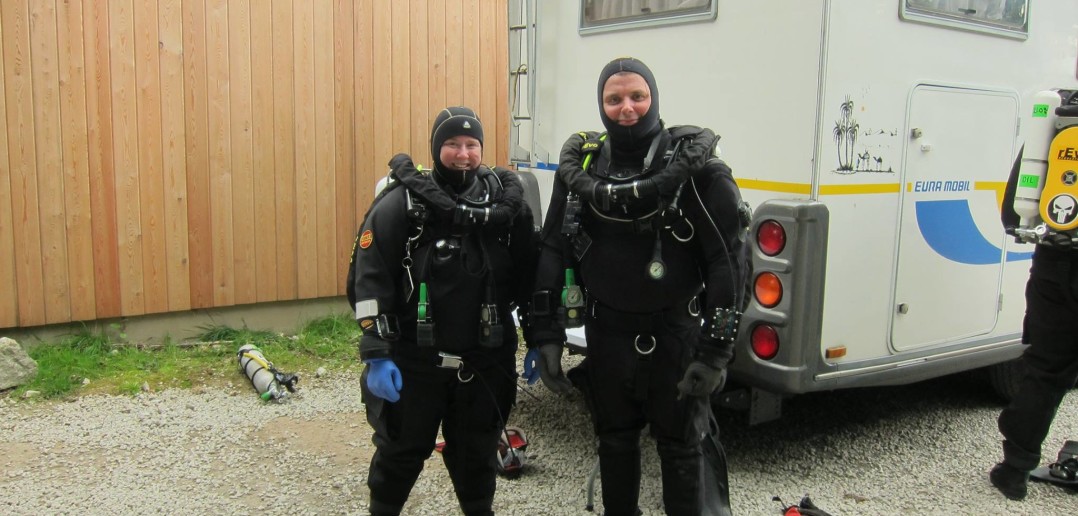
left=507, top=0, right=1078, bottom=422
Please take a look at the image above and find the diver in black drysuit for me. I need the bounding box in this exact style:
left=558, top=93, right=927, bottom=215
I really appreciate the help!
left=347, top=107, right=537, bottom=516
left=526, top=58, right=748, bottom=515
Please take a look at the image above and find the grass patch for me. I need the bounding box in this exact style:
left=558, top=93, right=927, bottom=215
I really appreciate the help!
left=7, top=313, right=361, bottom=401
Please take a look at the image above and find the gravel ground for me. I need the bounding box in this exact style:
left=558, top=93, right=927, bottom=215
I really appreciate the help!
left=1, top=356, right=1076, bottom=516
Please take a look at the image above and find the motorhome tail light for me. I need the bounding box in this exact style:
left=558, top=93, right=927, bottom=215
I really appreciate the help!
left=751, top=324, right=779, bottom=360
left=754, top=272, right=782, bottom=308
left=756, top=220, right=786, bottom=256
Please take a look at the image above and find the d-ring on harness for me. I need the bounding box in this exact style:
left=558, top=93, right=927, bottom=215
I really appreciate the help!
left=633, top=334, right=656, bottom=401
left=437, top=351, right=474, bottom=383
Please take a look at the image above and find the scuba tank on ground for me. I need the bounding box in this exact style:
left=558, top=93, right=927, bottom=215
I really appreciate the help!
left=237, top=344, right=299, bottom=402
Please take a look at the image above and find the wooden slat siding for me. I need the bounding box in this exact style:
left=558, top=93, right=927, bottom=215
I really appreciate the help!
left=292, top=0, right=316, bottom=299
left=333, top=0, right=354, bottom=295
left=110, top=0, right=146, bottom=315
left=426, top=0, right=447, bottom=167
left=314, top=0, right=337, bottom=297
left=371, top=1, right=391, bottom=174
left=228, top=0, right=256, bottom=305
left=109, top=0, right=145, bottom=315
left=409, top=2, right=429, bottom=167
left=28, top=0, right=71, bottom=319
left=444, top=0, right=463, bottom=107
left=272, top=0, right=297, bottom=299
left=183, top=0, right=213, bottom=309
left=0, top=5, right=18, bottom=327
left=206, top=0, right=234, bottom=306
left=29, top=0, right=71, bottom=324
left=478, top=0, right=496, bottom=167
left=495, top=1, right=509, bottom=168
left=3, top=0, right=46, bottom=327
left=134, top=0, right=168, bottom=315
left=83, top=0, right=122, bottom=319
left=390, top=2, right=410, bottom=161
left=354, top=0, right=374, bottom=229
left=159, top=0, right=192, bottom=312
left=250, top=0, right=277, bottom=303
left=0, top=0, right=514, bottom=330
left=56, top=0, right=96, bottom=322
left=462, top=0, right=480, bottom=117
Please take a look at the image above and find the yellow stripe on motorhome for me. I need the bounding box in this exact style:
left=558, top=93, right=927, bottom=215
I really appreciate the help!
left=819, top=183, right=901, bottom=195
left=974, top=181, right=1007, bottom=212
left=738, top=179, right=900, bottom=195
left=736, top=179, right=811, bottom=194
left=740, top=180, right=1007, bottom=203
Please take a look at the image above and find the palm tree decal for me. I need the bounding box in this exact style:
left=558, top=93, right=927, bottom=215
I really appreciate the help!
left=834, top=96, right=858, bottom=171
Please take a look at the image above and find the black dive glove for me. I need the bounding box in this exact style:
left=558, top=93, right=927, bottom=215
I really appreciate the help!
left=676, top=361, right=727, bottom=399
left=523, top=343, right=573, bottom=396
left=654, top=127, right=719, bottom=197
left=677, top=320, right=734, bottom=399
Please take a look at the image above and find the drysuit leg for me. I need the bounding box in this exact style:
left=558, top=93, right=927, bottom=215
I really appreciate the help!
left=656, top=438, right=705, bottom=515
left=442, top=359, right=515, bottom=516
left=598, top=428, right=644, bottom=516
left=999, top=249, right=1078, bottom=471
left=582, top=326, right=647, bottom=516
left=363, top=365, right=446, bottom=515
left=645, top=324, right=723, bottom=516
left=998, top=339, right=1078, bottom=470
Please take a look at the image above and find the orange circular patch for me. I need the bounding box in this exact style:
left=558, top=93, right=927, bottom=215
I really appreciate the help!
left=359, top=230, right=374, bottom=249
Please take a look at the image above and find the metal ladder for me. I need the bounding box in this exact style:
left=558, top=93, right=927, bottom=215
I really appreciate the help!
left=508, top=0, right=549, bottom=167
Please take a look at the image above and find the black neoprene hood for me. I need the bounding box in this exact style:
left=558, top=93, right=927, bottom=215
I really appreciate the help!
left=430, top=106, right=484, bottom=185
left=596, top=57, right=662, bottom=152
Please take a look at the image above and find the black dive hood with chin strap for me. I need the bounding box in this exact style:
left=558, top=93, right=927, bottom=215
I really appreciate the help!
left=597, top=57, right=662, bottom=154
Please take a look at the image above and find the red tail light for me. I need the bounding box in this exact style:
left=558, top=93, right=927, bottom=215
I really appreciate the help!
left=757, top=220, right=786, bottom=256
left=751, top=324, right=779, bottom=360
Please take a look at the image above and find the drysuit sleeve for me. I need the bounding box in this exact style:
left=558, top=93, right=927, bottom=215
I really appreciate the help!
left=528, top=172, right=572, bottom=347
left=491, top=166, right=526, bottom=227
left=693, top=158, right=748, bottom=369
left=557, top=132, right=601, bottom=200
left=350, top=188, right=410, bottom=361
left=508, top=196, right=540, bottom=343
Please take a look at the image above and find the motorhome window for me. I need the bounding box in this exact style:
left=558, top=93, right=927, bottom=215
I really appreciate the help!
left=901, top=0, right=1028, bottom=39
left=580, top=0, right=716, bottom=35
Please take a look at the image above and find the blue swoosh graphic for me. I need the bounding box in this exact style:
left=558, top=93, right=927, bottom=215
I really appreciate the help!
left=916, top=200, right=1033, bottom=264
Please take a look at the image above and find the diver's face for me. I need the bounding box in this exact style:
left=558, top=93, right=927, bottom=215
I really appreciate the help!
left=602, top=72, right=652, bottom=127
left=439, top=135, right=482, bottom=171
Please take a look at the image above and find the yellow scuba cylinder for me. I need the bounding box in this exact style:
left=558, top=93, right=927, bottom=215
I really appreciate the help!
left=1009, top=89, right=1078, bottom=244
left=1014, top=91, right=1065, bottom=228
left=1039, top=125, right=1078, bottom=232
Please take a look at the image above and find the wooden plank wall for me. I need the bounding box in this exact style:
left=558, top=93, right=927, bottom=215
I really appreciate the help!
left=0, top=0, right=510, bottom=329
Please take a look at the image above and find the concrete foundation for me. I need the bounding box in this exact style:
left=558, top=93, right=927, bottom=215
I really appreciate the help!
left=0, top=297, right=350, bottom=348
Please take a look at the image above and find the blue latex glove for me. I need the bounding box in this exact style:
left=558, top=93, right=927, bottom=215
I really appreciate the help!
left=523, top=347, right=541, bottom=385
left=364, top=358, right=402, bottom=403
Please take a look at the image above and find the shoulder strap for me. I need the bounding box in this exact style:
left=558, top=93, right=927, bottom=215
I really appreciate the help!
left=580, top=132, right=607, bottom=174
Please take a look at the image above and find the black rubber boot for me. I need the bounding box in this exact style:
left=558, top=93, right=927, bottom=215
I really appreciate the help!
left=990, top=462, right=1030, bottom=501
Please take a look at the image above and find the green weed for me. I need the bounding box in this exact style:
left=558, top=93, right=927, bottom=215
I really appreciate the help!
left=7, top=313, right=362, bottom=401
